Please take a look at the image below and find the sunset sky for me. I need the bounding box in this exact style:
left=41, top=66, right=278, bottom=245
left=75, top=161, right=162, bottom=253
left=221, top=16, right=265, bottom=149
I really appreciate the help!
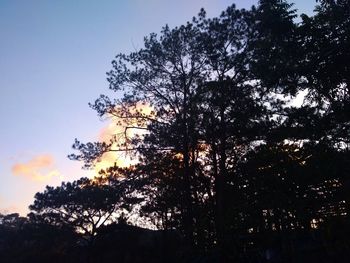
left=0, top=0, right=315, bottom=215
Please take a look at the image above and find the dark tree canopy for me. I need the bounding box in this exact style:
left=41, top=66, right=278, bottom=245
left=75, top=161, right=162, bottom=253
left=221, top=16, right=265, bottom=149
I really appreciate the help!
left=28, top=177, right=126, bottom=241
left=1, top=1, right=348, bottom=262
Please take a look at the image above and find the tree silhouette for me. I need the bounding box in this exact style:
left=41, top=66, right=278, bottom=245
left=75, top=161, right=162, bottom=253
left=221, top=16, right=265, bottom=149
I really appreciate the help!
left=29, top=177, right=125, bottom=243
left=64, top=0, right=350, bottom=261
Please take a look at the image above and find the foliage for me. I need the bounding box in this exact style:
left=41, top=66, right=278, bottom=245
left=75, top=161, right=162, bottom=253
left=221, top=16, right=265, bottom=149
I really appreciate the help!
left=5, top=0, right=348, bottom=262
left=28, top=177, right=125, bottom=240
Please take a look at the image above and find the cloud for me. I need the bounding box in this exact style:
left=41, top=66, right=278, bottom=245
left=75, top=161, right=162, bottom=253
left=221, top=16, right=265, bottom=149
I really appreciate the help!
left=12, top=154, right=63, bottom=182
left=94, top=102, right=154, bottom=174
left=98, top=102, right=153, bottom=142
left=95, top=124, right=135, bottom=173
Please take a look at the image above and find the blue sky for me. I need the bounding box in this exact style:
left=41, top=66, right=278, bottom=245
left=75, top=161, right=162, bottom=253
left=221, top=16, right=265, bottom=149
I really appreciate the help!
left=0, top=0, right=316, bottom=215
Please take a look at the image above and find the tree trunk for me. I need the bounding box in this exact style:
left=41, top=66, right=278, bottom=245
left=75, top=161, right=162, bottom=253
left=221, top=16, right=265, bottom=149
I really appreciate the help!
left=182, top=81, right=194, bottom=246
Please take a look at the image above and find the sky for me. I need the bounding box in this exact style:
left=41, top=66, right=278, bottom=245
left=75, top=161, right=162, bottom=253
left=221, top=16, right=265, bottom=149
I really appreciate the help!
left=0, top=0, right=316, bottom=216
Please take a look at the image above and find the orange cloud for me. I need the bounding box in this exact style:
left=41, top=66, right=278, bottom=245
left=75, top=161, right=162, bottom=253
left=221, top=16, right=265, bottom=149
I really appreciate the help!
left=94, top=124, right=135, bottom=174
left=99, top=102, right=153, bottom=142
left=93, top=102, right=154, bottom=174
left=12, top=154, right=63, bottom=182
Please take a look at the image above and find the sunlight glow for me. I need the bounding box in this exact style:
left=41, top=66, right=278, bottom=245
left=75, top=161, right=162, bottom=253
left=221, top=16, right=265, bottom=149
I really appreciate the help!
left=93, top=102, right=154, bottom=176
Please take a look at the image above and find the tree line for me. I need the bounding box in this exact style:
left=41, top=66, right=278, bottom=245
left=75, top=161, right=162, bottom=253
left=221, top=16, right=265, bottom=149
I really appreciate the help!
left=1, top=0, right=350, bottom=262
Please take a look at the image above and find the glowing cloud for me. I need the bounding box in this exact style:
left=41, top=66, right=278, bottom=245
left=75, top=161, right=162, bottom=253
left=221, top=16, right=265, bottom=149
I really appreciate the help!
left=94, top=122, right=135, bottom=174
left=12, top=154, right=63, bottom=182
left=94, top=102, right=154, bottom=174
